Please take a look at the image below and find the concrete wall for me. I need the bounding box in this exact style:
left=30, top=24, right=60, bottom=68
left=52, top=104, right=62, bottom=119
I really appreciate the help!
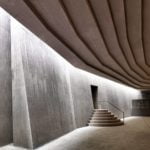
left=11, top=18, right=76, bottom=148
left=0, top=8, right=12, bottom=145
left=132, top=99, right=150, bottom=116
left=69, top=67, right=142, bottom=127
left=10, top=16, right=142, bottom=149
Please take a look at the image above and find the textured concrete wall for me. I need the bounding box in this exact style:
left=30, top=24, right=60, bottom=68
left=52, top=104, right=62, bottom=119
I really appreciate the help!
left=70, top=68, right=142, bottom=126
left=11, top=18, right=33, bottom=148
left=69, top=67, right=93, bottom=128
left=80, top=70, right=141, bottom=117
left=0, top=8, right=12, bottom=145
left=11, top=17, right=141, bottom=148
left=132, top=99, right=150, bottom=116
left=11, top=18, right=76, bottom=148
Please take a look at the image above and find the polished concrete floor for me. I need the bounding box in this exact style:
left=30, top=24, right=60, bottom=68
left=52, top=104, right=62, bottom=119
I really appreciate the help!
left=1, top=117, right=150, bottom=150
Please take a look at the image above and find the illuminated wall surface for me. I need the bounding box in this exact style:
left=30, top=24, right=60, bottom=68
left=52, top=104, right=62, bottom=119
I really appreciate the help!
left=0, top=8, right=12, bottom=146
left=0, top=8, right=142, bottom=148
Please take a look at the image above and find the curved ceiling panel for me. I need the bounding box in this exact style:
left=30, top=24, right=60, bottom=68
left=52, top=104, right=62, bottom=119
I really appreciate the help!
left=143, top=0, right=150, bottom=66
left=88, top=0, right=150, bottom=83
left=108, top=0, right=150, bottom=80
left=24, top=0, right=104, bottom=71
left=24, top=0, right=147, bottom=87
left=60, top=0, right=150, bottom=87
left=1, top=0, right=150, bottom=89
left=125, top=0, right=150, bottom=75
left=61, top=0, right=126, bottom=73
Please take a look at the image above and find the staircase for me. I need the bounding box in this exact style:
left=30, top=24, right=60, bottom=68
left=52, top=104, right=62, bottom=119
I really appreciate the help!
left=88, top=109, right=124, bottom=127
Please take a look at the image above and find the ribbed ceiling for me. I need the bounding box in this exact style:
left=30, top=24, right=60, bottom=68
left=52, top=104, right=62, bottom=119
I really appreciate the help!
left=1, top=0, right=150, bottom=89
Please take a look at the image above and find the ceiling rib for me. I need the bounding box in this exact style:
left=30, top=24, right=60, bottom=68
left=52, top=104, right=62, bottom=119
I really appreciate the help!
left=142, top=0, right=150, bottom=67
left=108, top=0, right=150, bottom=82
left=122, top=0, right=150, bottom=78
left=60, top=0, right=129, bottom=78
left=141, top=0, right=149, bottom=68
left=107, top=0, right=149, bottom=81
left=124, top=0, right=150, bottom=75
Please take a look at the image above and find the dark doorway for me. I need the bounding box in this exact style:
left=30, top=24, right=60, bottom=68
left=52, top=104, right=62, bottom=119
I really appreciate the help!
left=91, top=85, right=98, bottom=109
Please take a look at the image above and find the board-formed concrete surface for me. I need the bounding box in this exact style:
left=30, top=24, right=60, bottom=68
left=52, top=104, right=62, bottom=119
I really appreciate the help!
left=0, top=117, right=150, bottom=150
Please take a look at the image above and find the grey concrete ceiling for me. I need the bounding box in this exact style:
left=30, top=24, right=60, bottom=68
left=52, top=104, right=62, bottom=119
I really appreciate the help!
left=1, top=0, right=150, bottom=89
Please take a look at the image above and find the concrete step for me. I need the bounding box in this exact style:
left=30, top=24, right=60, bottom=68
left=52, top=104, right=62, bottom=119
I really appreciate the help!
left=91, top=116, right=117, bottom=120
left=89, top=119, right=121, bottom=123
left=92, top=114, right=114, bottom=117
left=94, top=109, right=108, bottom=112
left=93, top=112, right=111, bottom=115
left=89, top=109, right=124, bottom=127
left=88, top=121, right=124, bottom=127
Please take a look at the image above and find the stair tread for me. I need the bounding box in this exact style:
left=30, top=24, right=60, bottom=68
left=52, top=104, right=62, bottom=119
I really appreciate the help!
left=94, top=109, right=108, bottom=111
left=90, top=119, right=120, bottom=123
left=89, top=121, right=123, bottom=124
left=91, top=118, right=116, bottom=120
left=92, top=114, right=114, bottom=116
left=94, top=109, right=108, bottom=110
left=93, top=112, right=111, bottom=114
left=91, top=116, right=116, bottom=118
left=89, top=121, right=124, bottom=126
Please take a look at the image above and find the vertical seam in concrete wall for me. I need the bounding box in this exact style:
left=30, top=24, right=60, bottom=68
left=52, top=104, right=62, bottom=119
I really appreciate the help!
left=66, top=66, right=76, bottom=128
left=21, top=36, right=33, bottom=148
left=9, top=13, right=13, bottom=143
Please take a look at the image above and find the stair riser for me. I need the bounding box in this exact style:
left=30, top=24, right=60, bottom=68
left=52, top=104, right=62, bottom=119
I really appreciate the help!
left=89, top=120, right=120, bottom=123
left=89, top=122, right=124, bottom=126
left=89, top=124, right=124, bottom=127
left=89, top=109, right=124, bottom=127
left=92, top=114, right=114, bottom=117
left=94, top=110, right=108, bottom=113
left=93, top=112, right=111, bottom=114
left=91, top=117, right=117, bottom=120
